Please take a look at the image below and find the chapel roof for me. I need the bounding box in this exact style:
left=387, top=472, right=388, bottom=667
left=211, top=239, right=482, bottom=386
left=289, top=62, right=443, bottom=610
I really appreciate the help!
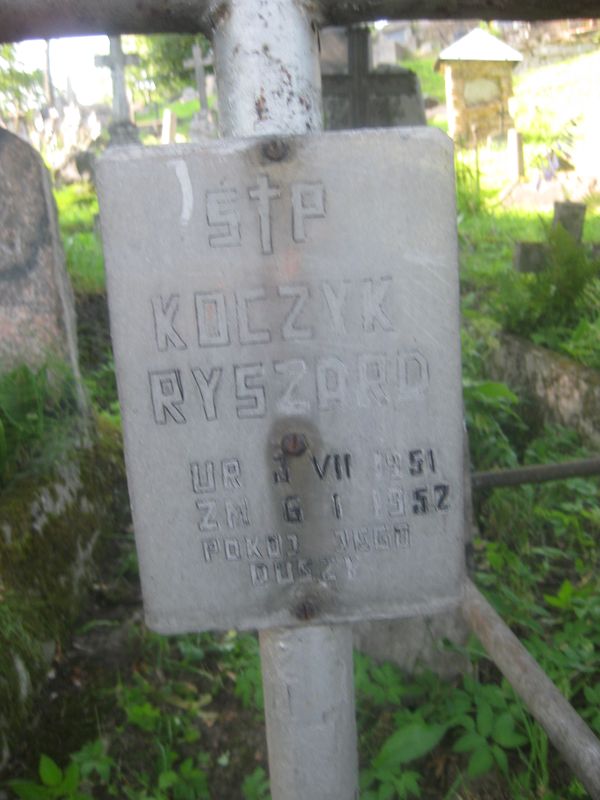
left=437, top=28, right=523, bottom=64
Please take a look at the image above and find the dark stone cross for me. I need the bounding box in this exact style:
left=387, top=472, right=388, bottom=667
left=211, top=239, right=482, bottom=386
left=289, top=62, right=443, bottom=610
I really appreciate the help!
left=95, top=35, right=140, bottom=145
left=321, top=26, right=426, bottom=130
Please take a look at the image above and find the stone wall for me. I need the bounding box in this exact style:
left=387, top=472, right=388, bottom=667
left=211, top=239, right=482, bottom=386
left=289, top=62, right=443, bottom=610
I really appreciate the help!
left=443, top=61, right=515, bottom=142
left=0, top=419, right=126, bottom=765
left=490, top=333, right=600, bottom=449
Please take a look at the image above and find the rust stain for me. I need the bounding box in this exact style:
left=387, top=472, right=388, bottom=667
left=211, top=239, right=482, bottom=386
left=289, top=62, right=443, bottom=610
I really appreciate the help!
left=255, top=90, right=267, bottom=120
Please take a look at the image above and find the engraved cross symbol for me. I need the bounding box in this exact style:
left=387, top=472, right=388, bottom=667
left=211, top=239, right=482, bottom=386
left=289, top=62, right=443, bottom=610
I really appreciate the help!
left=249, top=175, right=281, bottom=254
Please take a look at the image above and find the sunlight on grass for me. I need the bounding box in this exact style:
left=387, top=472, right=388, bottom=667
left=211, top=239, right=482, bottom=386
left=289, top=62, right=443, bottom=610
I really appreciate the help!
left=55, top=184, right=105, bottom=294
left=513, top=50, right=600, bottom=143
left=398, top=56, right=445, bottom=102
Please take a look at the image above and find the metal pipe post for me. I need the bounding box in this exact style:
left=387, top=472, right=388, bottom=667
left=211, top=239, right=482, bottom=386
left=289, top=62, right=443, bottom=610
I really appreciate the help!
left=212, top=0, right=322, bottom=138
left=260, top=626, right=359, bottom=800
left=211, top=3, right=359, bottom=798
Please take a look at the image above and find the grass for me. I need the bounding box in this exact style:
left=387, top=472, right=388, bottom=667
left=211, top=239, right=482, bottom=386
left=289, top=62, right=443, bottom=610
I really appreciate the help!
left=55, top=183, right=105, bottom=294
left=6, top=410, right=600, bottom=797
left=398, top=56, right=445, bottom=102
left=513, top=50, right=600, bottom=147
left=136, top=95, right=217, bottom=142
left=0, top=360, right=80, bottom=488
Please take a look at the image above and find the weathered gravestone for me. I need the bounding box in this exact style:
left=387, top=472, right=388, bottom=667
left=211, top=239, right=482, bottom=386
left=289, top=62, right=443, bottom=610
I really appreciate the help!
left=514, top=200, right=588, bottom=273
left=0, top=129, right=113, bottom=763
left=98, top=128, right=465, bottom=634
left=507, top=128, right=525, bottom=182
left=184, top=43, right=218, bottom=141
left=95, top=36, right=139, bottom=146
left=0, top=129, right=83, bottom=395
left=161, top=108, right=177, bottom=144
left=321, top=26, right=426, bottom=130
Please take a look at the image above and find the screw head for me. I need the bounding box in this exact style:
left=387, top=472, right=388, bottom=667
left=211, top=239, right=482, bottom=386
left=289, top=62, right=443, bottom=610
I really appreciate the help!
left=281, top=432, right=307, bottom=457
left=262, top=138, right=288, bottom=161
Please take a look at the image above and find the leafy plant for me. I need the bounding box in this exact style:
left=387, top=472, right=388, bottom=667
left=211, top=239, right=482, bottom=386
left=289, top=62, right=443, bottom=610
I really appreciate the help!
left=0, top=360, right=79, bottom=485
left=494, top=225, right=600, bottom=338
left=70, top=739, right=114, bottom=784
left=361, top=718, right=446, bottom=799
left=451, top=676, right=527, bottom=779
left=9, top=755, right=90, bottom=800
left=242, top=767, right=270, bottom=800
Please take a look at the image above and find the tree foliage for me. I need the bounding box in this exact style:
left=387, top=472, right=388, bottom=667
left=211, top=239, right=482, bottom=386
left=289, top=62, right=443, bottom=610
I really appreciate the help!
left=0, top=44, right=44, bottom=120
left=127, top=34, right=211, bottom=103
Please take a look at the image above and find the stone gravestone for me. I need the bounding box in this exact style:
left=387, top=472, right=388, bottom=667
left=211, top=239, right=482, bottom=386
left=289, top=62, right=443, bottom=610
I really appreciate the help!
left=161, top=108, right=177, bottom=145
left=514, top=201, right=588, bottom=273
left=507, top=128, right=525, bottom=182
left=0, top=128, right=83, bottom=402
left=184, top=43, right=217, bottom=141
left=95, top=36, right=140, bottom=146
left=98, top=129, right=465, bottom=641
left=321, top=26, right=426, bottom=130
left=553, top=201, right=586, bottom=243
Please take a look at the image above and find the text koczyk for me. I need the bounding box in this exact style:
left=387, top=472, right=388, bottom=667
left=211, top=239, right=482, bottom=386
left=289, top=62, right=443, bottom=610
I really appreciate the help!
left=150, top=277, right=396, bottom=352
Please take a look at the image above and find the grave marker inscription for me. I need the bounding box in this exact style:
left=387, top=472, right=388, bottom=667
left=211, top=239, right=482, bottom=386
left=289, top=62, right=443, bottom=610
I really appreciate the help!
left=98, top=128, right=464, bottom=633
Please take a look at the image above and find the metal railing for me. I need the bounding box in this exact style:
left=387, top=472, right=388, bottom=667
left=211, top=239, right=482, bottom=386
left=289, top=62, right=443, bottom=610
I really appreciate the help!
left=473, top=455, right=600, bottom=490
left=0, top=0, right=599, bottom=43
left=467, top=456, right=600, bottom=796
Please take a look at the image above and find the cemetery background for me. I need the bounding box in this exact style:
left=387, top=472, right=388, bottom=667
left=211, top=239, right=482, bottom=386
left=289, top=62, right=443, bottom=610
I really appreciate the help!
left=1, top=19, right=600, bottom=800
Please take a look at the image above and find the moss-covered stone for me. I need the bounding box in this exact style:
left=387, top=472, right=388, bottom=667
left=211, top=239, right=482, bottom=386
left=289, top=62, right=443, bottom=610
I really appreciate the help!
left=490, top=333, right=600, bottom=450
left=0, top=414, right=126, bottom=764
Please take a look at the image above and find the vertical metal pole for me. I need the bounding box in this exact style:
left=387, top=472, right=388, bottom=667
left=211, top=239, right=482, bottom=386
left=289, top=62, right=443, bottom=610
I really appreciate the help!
left=260, top=626, right=359, bottom=800
left=212, top=0, right=322, bottom=138
left=211, top=2, right=359, bottom=798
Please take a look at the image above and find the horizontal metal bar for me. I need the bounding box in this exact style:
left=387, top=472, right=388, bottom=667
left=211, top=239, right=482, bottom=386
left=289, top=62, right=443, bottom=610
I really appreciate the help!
left=462, top=580, right=600, bottom=800
left=0, top=0, right=213, bottom=42
left=1, top=0, right=599, bottom=44
left=319, top=0, right=600, bottom=25
left=472, top=456, right=600, bottom=491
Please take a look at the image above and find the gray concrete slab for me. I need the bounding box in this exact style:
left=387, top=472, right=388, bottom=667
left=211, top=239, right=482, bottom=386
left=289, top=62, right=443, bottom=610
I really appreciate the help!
left=97, top=128, right=465, bottom=633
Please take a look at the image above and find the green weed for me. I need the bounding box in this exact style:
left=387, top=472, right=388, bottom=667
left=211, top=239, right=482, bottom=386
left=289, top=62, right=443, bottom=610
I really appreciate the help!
left=9, top=755, right=89, bottom=800
left=242, top=767, right=270, bottom=800
left=54, top=184, right=105, bottom=293
left=63, top=233, right=105, bottom=294
left=397, top=56, right=444, bottom=102
left=0, top=360, right=79, bottom=486
left=494, top=225, right=600, bottom=337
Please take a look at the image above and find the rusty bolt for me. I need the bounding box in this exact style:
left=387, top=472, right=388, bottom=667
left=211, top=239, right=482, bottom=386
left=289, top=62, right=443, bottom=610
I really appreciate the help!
left=281, top=432, right=307, bottom=457
left=262, top=138, right=289, bottom=162
left=294, top=598, right=318, bottom=621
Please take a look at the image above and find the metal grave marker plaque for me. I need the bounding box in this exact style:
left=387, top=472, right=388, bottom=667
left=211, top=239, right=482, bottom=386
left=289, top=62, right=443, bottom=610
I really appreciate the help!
left=97, top=128, right=465, bottom=633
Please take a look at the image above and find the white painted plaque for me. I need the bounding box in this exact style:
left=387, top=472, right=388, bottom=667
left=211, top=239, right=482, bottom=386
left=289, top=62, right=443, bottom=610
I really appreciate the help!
left=97, top=128, right=465, bottom=632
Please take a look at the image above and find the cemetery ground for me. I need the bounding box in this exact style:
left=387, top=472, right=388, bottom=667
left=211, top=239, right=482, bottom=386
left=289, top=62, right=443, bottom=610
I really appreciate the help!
left=3, top=49, right=600, bottom=800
